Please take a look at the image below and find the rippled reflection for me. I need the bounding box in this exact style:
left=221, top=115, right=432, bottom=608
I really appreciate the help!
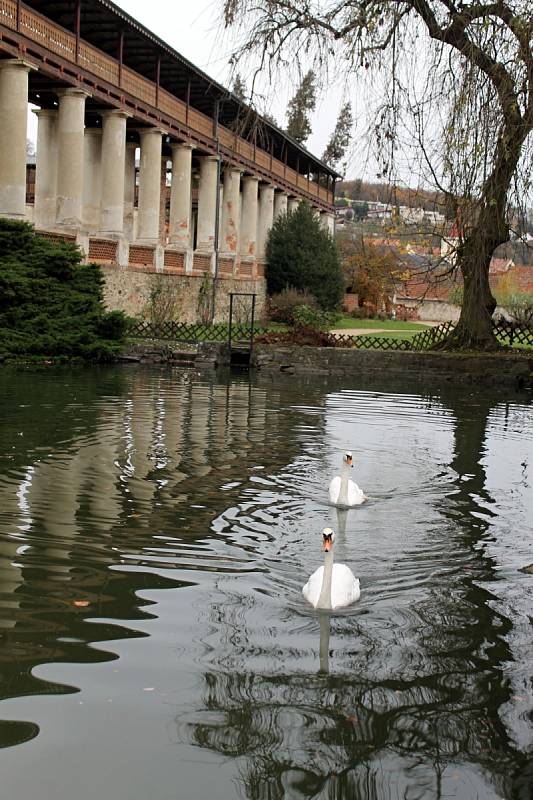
left=0, top=367, right=531, bottom=799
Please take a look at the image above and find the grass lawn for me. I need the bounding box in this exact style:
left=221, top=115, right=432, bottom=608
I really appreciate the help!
left=332, top=317, right=431, bottom=331
left=353, top=329, right=423, bottom=340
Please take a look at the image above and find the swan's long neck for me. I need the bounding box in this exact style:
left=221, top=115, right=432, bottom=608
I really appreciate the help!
left=338, top=462, right=351, bottom=506
left=317, top=549, right=334, bottom=609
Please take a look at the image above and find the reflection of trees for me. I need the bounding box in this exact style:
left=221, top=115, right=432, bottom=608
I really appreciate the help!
left=179, top=380, right=529, bottom=800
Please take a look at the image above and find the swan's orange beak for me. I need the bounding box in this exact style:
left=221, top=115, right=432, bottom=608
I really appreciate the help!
left=323, top=535, right=332, bottom=552
left=346, top=455, right=353, bottom=467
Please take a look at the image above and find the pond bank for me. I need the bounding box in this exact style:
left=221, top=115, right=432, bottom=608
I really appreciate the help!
left=117, top=341, right=533, bottom=390
left=251, top=345, right=533, bottom=389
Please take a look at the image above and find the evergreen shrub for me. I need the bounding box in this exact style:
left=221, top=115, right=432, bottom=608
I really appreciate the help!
left=265, top=203, right=344, bottom=310
left=0, top=219, right=127, bottom=361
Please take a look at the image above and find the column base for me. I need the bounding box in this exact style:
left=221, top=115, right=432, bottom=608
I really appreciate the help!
left=166, top=244, right=193, bottom=273
left=193, top=249, right=216, bottom=276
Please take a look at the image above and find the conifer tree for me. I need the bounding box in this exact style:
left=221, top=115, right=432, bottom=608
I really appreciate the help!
left=285, top=70, right=316, bottom=144
left=266, top=203, right=343, bottom=309
left=232, top=73, right=247, bottom=101
left=322, top=102, right=353, bottom=173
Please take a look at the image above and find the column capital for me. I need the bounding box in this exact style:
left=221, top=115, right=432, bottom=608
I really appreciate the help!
left=198, top=153, right=220, bottom=163
left=33, top=108, right=58, bottom=118
left=137, top=127, right=166, bottom=138
left=100, top=108, right=132, bottom=120
left=56, top=87, right=92, bottom=100
left=170, top=141, right=194, bottom=152
left=0, top=58, right=34, bottom=72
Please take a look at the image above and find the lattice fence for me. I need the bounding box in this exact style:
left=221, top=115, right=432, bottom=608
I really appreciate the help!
left=493, top=320, right=533, bottom=347
left=325, top=332, right=409, bottom=350
left=127, top=318, right=533, bottom=350
left=410, top=321, right=456, bottom=350
left=127, top=320, right=270, bottom=343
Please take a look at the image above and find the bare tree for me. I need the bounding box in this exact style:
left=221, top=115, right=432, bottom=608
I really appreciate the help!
left=222, top=0, right=533, bottom=349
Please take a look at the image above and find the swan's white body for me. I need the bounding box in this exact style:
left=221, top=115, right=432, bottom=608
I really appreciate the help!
left=302, top=529, right=360, bottom=610
left=329, top=457, right=366, bottom=507
left=328, top=475, right=365, bottom=506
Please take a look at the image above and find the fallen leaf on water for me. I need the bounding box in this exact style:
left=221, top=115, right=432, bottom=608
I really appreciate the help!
left=73, top=600, right=90, bottom=607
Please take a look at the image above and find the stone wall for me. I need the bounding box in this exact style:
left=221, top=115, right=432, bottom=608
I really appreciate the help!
left=253, top=344, right=532, bottom=389
left=400, top=299, right=461, bottom=322
left=101, top=264, right=267, bottom=323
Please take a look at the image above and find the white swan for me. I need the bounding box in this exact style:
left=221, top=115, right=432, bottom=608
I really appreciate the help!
left=329, top=451, right=366, bottom=506
left=302, top=528, right=360, bottom=610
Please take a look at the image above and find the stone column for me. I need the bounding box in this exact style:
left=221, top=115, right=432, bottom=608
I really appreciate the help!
left=288, top=196, right=300, bottom=214
left=33, top=109, right=58, bottom=229
left=137, top=128, right=163, bottom=243
left=257, top=183, right=274, bottom=261
left=123, top=142, right=136, bottom=241
left=82, top=129, right=102, bottom=231
left=220, top=166, right=241, bottom=254
left=99, top=110, right=129, bottom=236
left=196, top=155, right=219, bottom=252
left=169, top=143, right=192, bottom=248
left=56, top=88, right=90, bottom=228
left=0, top=60, right=31, bottom=218
left=240, top=176, right=259, bottom=259
left=320, top=211, right=335, bottom=235
left=273, top=190, right=288, bottom=219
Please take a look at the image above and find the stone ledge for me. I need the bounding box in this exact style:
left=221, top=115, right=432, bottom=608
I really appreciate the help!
left=252, top=345, right=533, bottom=389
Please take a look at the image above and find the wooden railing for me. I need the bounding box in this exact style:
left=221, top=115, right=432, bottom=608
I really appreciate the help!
left=0, top=0, right=333, bottom=205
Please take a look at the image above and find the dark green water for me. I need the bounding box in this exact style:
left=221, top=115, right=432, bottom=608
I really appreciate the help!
left=0, top=366, right=531, bottom=799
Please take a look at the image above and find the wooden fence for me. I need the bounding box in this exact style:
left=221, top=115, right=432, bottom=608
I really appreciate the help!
left=127, top=319, right=533, bottom=350
left=127, top=320, right=271, bottom=343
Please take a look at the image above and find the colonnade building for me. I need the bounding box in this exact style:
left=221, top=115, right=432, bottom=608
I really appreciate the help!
left=0, top=0, right=338, bottom=319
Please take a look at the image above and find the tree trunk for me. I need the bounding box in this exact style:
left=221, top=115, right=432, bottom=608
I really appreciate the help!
left=443, top=233, right=499, bottom=350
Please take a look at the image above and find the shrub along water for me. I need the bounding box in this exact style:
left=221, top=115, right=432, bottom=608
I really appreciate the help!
left=0, top=219, right=127, bottom=362
left=266, top=202, right=344, bottom=310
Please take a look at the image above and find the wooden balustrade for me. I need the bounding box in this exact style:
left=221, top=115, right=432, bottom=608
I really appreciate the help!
left=0, top=0, right=17, bottom=29
left=1, top=0, right=333, bottom=206
left=78, top=41, right=119, bottom=84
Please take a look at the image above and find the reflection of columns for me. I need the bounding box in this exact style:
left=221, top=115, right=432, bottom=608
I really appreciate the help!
left=0, top=60, right=31, bottom=218
left=320, top=211, right=335, bottom=235
left=169, top=143, right=192, bottom=248
left=196, top=155, right=219, bottom=252
left=221, top=167, right=241, bottom=254
left=82, top=129, right=102, bottom=231
left=273, top=190, right=288, bottom=219
left=137, top=128, right=163, bottom=243
left=288, top=196, right=300, bottom=213
left=56, top=89, right=89, bottom=228
left=240, top=176, right=259, bottom=258
left=257, top=183, right=274, bottom=260
left=123, top=143, right=136, bottom=240
left=99, top=110, right=129, bottom=236
left=34, top=109, right=58, bottom=228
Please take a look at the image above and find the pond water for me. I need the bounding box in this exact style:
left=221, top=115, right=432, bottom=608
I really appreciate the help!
left=0, top=366, right=531, bottom=799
